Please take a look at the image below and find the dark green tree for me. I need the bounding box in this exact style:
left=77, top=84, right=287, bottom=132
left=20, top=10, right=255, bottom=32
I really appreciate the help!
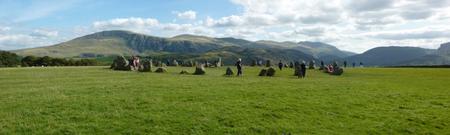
left=0, top=51, right=20, bottom=67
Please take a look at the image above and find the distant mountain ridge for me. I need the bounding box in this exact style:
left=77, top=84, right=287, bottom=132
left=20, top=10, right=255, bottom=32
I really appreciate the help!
left=12, top=30, right=449, bottom=66
left=12, top=30, right=352, bottom=64
left=345, top=43, right=450, bottom=66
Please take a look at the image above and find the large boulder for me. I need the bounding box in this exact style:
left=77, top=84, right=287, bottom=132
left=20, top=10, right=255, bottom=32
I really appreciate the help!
left=155, top=67, right=167, bottom=73
left=215, top=58, right=222, bottom=67
left=330, top=68, right=344, bottom=75
left=259, top=69, right=268, bottom=76
left=193, top=65, right=206, bottom=75
left=266, top=67, right=276, bottom=76
left=111, top=56, right=131, bottom=71
left=225, top=67, right=234, bottom=76
left=138, top=59, right=152, bottom=72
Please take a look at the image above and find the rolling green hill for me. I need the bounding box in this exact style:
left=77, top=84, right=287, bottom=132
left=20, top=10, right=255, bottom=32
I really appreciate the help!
left=1, top=67, right=449, bottom=134
left=12, top=30, right=352, bottom=63
left=345, top=46, right=436, bottom=66
left=345, top=43, right=450, bottom=66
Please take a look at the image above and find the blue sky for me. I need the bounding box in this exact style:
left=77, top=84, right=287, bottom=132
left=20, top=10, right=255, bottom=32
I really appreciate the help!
left=1, top=0, right=450, bottom=53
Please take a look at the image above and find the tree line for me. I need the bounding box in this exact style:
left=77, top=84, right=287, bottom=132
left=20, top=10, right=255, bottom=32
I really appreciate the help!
left=0, top=51, right=98, bottom=67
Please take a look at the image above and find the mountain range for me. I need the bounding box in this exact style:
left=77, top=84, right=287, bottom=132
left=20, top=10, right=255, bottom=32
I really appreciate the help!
left=11, top=30, right=450, bottom=66
left=12, top=30, right=350, bottom=65
left=345, top=43, right=450, bottom=66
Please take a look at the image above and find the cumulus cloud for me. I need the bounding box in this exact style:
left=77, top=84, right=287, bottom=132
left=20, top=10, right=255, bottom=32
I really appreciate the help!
left=30, top=29, right=58, bottom=37
left=0, top=26, right=11, bottom=32
left=2, top=0, right=450, bottom=52
left=293, top=27, right=326, bottom=37
left=93, top=17, right=159, bottom=31
left=343, top=0, right=393, bottom=12
left=175, top=10, right=197, bottom=20
left=0, top=34, right=34, bottom=50
left=0, top=33, right=59, bottom=50
left=205, top=16, right=245, bottom=27
left=0, top=28, right=61, bottom=50
left=368, top=28, right=450, bottom=40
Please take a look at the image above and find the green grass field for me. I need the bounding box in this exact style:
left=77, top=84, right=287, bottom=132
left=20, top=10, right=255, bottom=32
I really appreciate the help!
left=0, top=66, right=449, bottom=134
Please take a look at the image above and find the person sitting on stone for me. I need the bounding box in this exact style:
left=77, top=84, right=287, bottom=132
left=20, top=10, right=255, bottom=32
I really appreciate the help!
left=133, top=56, right=140, bottom=69
left=327, top=64, right=334, bottom=73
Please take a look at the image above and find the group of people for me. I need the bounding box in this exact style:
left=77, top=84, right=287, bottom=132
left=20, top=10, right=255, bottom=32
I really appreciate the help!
left=128, top=56, right=140, bottom=70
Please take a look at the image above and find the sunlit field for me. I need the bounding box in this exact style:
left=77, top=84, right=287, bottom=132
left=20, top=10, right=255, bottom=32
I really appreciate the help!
left=0, top=67, right=449, bottom=134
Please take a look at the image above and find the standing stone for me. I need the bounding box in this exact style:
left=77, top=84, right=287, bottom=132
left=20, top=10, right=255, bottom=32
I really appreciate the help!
left=194, top=65, right=206, bottom=75
left=138, top=59, right=152, bottom=72
left=111, top=56, right=131, bottom=71
left=171, top=60, right=179, bottom=66
left=216, top=57, right=222, bottom=67
left=266, top=67, right=276, bottom=76
left=155, top=67, right=167, bottom=73
left=204, top=60, right=210, bottom=68
left=225, top=67, right=234, bottom=76
left=259, top=69, right=268, bottom=76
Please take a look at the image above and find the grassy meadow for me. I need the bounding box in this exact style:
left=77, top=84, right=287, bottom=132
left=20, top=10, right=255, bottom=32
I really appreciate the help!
left=0, top=66, right=449, bottom=134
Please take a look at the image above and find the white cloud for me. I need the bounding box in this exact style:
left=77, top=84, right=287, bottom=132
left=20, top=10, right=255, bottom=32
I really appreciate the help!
left=175, top=10, right=197, bottom=20
left=343, top=0, right=393, bottom=12
left=293, top=27, right=326, bottom=37
left=30, top=29, right=58, bottom=37
left=0, top=26, right=11, bottom=32
left=2, top=0, right=450, bottom=53
left=0, top=28, right=62, bottom=50
left=0, top=33, right=59, bottom=50
left=367, top=27, right=450, bottom=40
left=205, top=15, right=245, bottom=27
left=93, top=17, right=159, bottom=32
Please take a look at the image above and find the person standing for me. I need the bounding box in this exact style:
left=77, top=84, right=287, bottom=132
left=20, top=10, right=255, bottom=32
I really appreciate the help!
left=300, top=61, right=307, bottom=78
left=278, top=60, right=283, bottom=71
left=343, top=61, right=347, bottom=68
left=235, top=58, right=243, bottom=76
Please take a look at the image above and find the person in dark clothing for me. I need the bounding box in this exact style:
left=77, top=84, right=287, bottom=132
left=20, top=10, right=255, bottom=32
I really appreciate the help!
left=235, top=58, right=243, bottom=76
left=300, top=61, right=307, bottom=78
left=343, top=61, right=347, bottom=68
left=278, top=61, right=283, bottom=71
left=360, top=62, right=364, bottom=67
left=352, top=62, right=356, bottom=68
